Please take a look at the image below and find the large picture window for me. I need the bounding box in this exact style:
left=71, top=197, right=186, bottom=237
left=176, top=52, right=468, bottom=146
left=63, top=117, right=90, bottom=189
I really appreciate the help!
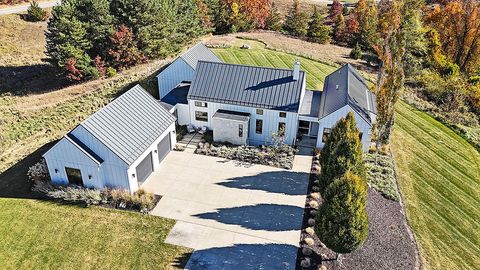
left=195, top=111, right=208, bottom=122
left=322, top=128, right=332, bottom=143
left=256, top=119, right=263, bottom=134
left=65, top=167, right=83, bottom=186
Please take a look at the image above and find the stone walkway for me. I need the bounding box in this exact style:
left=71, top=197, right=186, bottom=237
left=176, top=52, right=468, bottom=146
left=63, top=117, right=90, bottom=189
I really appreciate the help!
left=176, top=133, right=202, bottom=153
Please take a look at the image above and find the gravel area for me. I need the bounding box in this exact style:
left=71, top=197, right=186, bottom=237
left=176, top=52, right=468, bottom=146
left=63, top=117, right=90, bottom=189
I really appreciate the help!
left=297, top=157, right=419, bottom=270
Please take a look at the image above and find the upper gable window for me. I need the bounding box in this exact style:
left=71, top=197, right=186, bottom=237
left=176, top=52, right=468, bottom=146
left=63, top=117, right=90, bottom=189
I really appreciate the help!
left=195, top=101, right=208, bottom=108
left=279, top=112, right=287, bottom=118
left=256, top=109, right=264, bottom=115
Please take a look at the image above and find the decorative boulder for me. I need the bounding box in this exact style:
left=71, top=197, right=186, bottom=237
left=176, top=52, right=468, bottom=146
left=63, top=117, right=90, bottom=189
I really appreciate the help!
left=304, top=237, right=315, bottom=246
left=307, top=218, right=315, bottom=226
left=305, top=227, right=315, bottom=236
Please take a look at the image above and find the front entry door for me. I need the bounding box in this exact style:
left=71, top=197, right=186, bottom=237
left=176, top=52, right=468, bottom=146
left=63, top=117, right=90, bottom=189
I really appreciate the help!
left=65, top=167, right=83, bottom=186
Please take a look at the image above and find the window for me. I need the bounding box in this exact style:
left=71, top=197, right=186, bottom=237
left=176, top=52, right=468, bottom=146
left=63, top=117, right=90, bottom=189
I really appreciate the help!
left=195, top=111, right=208, bottom=122
left=278, top=122, right=286, bottom=135
left=322, top=128, right=332, bottom=143
left=298, top=120, right=310, bottom=135
left=256, top=109, right=264, bottom=115
left=65, top=167, right=83, bottom=186
left=279, top=112, right=287, bottom=118
left=195, top=101, right=207, bottom=107
left=256, top=119, right=263, bottom=134
left=239, top=124, right=244, bottom=137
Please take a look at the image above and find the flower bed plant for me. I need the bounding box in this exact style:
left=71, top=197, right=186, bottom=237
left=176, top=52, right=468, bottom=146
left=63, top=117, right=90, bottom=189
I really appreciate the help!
left=195, top=142, right=296, bottom=169
left=364, top=153, right=400, bottom=201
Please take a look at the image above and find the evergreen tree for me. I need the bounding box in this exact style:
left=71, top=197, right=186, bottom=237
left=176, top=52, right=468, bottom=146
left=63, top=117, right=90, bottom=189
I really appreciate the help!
left=283, top=0, right=309, bottom=37
left=315, top=170, right=369, bottom=255
left=307, top=6, right=330, bottom=44
left=265, top=1, right=283, bottom=32
left=318, top=112, right=364, bottom=194
left=350, top=43, right=362, bottom=59
left=27, top=0, right=48, bottom=21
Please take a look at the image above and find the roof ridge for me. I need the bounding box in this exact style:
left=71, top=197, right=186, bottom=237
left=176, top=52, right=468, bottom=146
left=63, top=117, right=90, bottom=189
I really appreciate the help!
left=197, top=60, right=306, bottom=74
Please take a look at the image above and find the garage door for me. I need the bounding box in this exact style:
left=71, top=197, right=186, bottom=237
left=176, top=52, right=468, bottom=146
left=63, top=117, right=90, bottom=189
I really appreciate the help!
left=157, top=133, right=171, bottom=163
left=136, top=152, right=153, bottom=186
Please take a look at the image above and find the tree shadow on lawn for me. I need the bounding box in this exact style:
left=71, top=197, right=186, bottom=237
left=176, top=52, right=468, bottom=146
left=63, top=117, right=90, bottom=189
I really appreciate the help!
left=0, top=64, right=69, bottom=96
left=0, top=141, right=57, bottom=199
left=194, top=204, right=304, bottom=231
left=217, top=171, right=309, bottom=196
left=185, top=243, right=298, bottom=270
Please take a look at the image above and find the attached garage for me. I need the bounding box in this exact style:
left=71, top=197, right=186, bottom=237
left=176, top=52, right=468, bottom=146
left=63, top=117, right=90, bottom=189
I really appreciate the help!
left=43, top=85, right=177, bottom=193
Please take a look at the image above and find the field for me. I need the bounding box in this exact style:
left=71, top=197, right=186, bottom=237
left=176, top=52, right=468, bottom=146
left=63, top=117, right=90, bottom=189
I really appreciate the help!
left=211, top=38, right=338, bottom=90
left=392, top=101, right=480, bottom=270
left=212, top=39, right=480, bottom=270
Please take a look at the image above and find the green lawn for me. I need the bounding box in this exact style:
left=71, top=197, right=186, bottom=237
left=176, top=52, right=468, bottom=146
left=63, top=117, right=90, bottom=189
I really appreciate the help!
left=212, top=39, right=337, bottom=90
left=392, top=101, right=480, bottom=270
left=0, top=199, right=190, bottom=269
left=213, top=42, right=480, bottom=270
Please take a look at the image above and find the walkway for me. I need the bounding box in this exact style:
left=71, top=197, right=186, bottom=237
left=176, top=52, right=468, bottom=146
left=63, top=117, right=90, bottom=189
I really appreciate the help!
left=176, top=133, right=202, bottom=153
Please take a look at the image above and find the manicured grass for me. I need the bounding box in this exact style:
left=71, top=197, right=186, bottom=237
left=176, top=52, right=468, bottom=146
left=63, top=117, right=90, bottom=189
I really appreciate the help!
left=392, top=101, right=480, bottom=270
left=212, top=39, right=337, bottom=90
left=0, top=199, right=190, bottom=269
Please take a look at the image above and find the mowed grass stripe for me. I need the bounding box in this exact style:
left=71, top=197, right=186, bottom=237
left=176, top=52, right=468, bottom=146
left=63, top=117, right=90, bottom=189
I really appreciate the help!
left=393, top=101, right=480, bottom=270
left=396, top=104, right=479, bottom=189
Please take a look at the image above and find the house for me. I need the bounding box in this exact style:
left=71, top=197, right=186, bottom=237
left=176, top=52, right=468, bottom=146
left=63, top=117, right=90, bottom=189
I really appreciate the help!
left=43, top=85, right=176, bottom=193
left=158, top=43, right=376, bottom=151
left=43, top=43, right=376, bottom=192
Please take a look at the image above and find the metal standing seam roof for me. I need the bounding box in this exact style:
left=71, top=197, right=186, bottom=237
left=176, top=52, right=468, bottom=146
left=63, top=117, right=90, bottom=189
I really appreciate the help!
left=65, top=133, right=104, bottom=164
left=79, top=85, right=176, bottom=166
left=213, top=109, right=251, bottom=122
left=319, top=64, right=377, bottom=123
left=179, top=43, right=223, bottom=69
left=299, top=90, right=322, bottom=118
left=188, top=61, right=306, bottom=112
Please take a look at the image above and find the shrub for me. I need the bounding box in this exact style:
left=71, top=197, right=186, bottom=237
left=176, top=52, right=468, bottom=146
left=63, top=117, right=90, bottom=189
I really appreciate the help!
left=350, top=43, right=362, bottom=60
left=27, top=1, right=47, bottom=21
left=106, top=67, right=117, bottom=77
left=27, top=159, right=49, bottom=182
left=315, top=171, right=368, bottom=254
left=33, top=182, right=103, bottom=206
left=101, top=188, right=155, bottom=212
left=364, top=153, right=399, bottom=201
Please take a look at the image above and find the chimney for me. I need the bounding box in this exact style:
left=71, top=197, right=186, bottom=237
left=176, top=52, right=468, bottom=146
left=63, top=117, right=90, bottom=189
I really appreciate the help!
left=293, top=60, right=300, bottom=81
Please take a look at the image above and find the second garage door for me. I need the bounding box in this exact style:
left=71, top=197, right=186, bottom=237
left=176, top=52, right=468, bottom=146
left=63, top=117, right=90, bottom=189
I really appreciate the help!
left=157, top=134, right=171, bottom=163
left=136, top=152, right=153, bottom=186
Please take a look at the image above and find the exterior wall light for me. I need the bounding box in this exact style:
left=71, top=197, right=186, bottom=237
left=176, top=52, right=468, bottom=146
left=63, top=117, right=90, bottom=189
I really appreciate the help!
left=132, top=173, right=135, bottom=178
left=55, top=169, right=58, bottom=173
left=154, top=149, right=158, bottom=153
left=88, top=175, right=92, bottom=179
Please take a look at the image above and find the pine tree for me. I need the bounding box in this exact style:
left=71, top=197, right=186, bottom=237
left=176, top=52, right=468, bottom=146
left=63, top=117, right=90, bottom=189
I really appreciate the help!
left=265, top=1, right=283, bottom=32
left=307, top=6, right=330, bottom=44
left=315, top=170, right=369, bottom=255
left=350, top=43, right=362, bottom=59
left=283, top=0, right=309, bottom=37
left=318, top=112, right=364, bottom=194
left=27, top=0, right=47, bottom=21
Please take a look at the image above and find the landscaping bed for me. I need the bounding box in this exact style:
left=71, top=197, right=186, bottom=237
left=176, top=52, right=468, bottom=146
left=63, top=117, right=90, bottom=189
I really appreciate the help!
left=364, top=153, right=400, bottom=201
left=195, top=142, right=296, bottom=169
left=296, top=154, right=418, bottom=270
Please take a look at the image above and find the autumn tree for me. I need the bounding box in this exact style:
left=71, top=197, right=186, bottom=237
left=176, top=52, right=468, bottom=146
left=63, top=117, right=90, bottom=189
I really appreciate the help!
left=354, top=0, right=378, bottom=50
left=215, top=0, right=270, bottom=32
left=107, top=25, right=146, bottom=70
left=307, top=6, right=331, bottom=44
left=328, top=0, right=343, bottom=23
left=334, top=15, right=360, bottom=45
left=284, top=0, right=309, bottom=37
left=425, top=0, right=480, bottom=73
left=374, top=0, right=405, bottom=148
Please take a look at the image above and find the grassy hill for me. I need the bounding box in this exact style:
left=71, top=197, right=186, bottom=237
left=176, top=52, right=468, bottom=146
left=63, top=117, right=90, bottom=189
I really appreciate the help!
left=213, top=39, right=480, bottom=270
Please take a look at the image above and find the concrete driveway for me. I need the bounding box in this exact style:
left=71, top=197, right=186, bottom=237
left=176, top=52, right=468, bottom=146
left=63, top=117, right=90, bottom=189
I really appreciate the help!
left=142, top=151, right=311, bottom=270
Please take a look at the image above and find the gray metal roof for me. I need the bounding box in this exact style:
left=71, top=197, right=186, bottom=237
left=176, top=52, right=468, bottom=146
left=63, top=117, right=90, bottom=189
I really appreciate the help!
left=213, top=109, right=251, bottom=122
left=160, top=82, right=190, bottom=106
left=299, top=90, right=322, bottom=118
left=80, top=85, right=176, bottom=165
left=319, top=64, right=377, bottom=123
left=65, top=133, right=104, bottom=164
left=188, top=61, right=306, bottom=112
left=180, top=43, right=222, bottom=69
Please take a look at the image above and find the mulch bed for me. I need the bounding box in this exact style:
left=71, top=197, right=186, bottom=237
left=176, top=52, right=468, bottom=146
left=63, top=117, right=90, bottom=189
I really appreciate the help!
left=296, top=160, right=418, bottom=270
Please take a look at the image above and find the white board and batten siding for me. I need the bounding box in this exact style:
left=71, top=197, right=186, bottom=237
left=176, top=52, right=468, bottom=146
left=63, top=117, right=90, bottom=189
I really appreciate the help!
left=188, top=100, right=298, bottom=146
left=157, top=59, right=195, bottom=99
left=176, top=103, right=190, bottom=126
left=44, top=138, right=103, bottom=189
left=316, top=105, right=373, bottom=152
left=70, top=125, right=131, bottom=189
left=126, top=122, right=176, bottom=192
